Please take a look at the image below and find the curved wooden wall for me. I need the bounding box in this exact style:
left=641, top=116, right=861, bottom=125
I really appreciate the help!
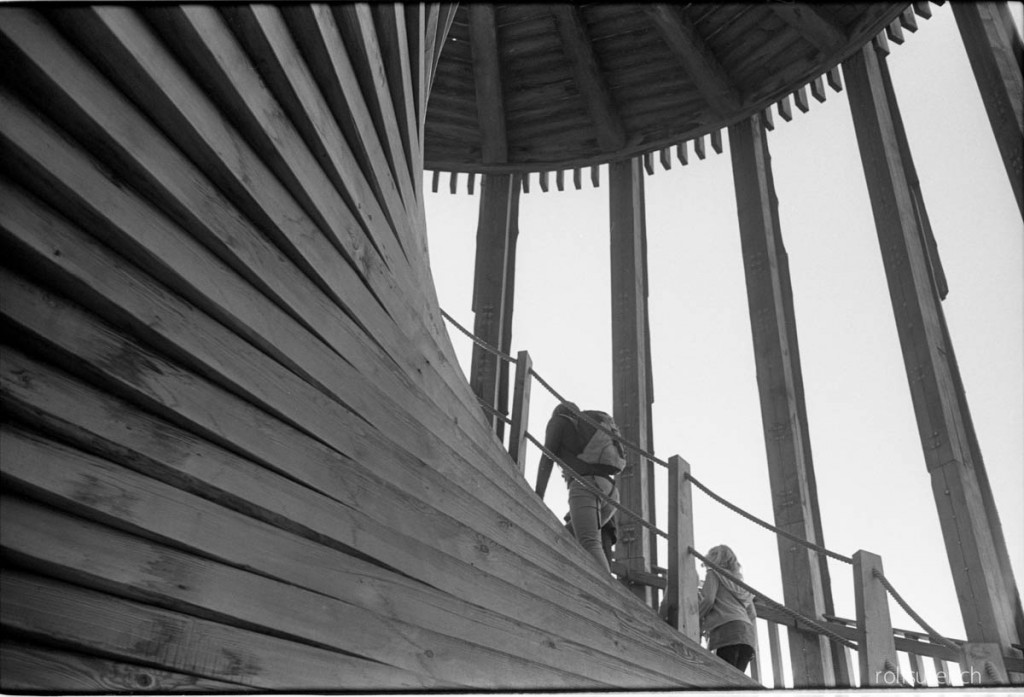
left=0, top=5, right=749, bottom=690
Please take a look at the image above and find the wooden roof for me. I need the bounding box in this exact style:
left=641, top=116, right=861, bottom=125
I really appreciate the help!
left=424, top=3, right=913, bottom=175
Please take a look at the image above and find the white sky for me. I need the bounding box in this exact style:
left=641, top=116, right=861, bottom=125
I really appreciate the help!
left=424, top=5, right=1022, bottom=687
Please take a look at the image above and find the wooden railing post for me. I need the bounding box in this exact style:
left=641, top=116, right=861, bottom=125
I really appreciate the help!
left=960, top=642, right=1009, bottom=686
left=853, top=550, right=900, bottom=686
left=666, top=455, right=699, bottom=642
left=507, top=350, right=532, bottom=474
left=768, top=620, right=786, bottom=688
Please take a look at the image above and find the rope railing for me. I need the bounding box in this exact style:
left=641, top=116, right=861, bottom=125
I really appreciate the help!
left=872, top=568, right=959, bottom=651
left=690, top=547, right=858, bottom=652
left=443, top=310, right=856, bottom=565
left=444, top=309, right=959, bottom=679
left=440, top=308, right=519, bottom=364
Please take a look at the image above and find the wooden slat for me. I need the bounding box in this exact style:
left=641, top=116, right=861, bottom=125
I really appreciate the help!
left=555, top=169, right=565, bottom=191
left=573, top=167, right=582, bottom=189
left=763, top=106, right=775, bottom=130
left=643, top=151, right=655, bottom=175
left=676, top=141, right=688, bottom=165
left=0, top=642, right=252, bottom=692
left=710, top=129, right=723, bottom=154
left=768, top=4, right=847, bottom=53
left=590, top=164, right=600, bottom=187
left=811, top=75, right=827, bottom=102
left=0, top=278, right=743, bottom=688
left=539, top=170, right=550, bottom=192
left=550, top=4, right=626, bottom=151
left=768, top=621, right=785, bottom=688
left=0, top=11, right=489, bottom=432
left=468, top=4, right=508, bottom=163
left=886, top=18, right=905, bottom=45
left=794, top=85, right=810, bottom=113
left=912, top=2, right=933, bottom=20
left=777, top=93, right=793, bottom=121
left=899, top=7, right=919, bottom=32
left=0, top=570, right=443, bottom=690
left=643, top=5, right=741, bottom=116
left=0, top=437, right=638, bottom=688
left=660, top=147, right=672, bottom=170
left=694, top=134, right=706, bottom=160
left=827, top=66, right=843, bottom=92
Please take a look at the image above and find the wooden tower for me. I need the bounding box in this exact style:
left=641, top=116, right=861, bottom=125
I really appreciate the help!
left=1, top=2, right=1020, bottom=690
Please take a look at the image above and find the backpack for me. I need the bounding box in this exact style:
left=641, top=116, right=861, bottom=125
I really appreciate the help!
left=576, top=410, right=626, bottom=475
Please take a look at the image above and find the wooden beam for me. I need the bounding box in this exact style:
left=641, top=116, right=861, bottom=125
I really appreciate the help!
left=468, top=5, right=507, bottom=163
left=729, top=113, right=835, bottom=687
left=844, top=40, right=1023, bottom=651
left=470, top=174, right=515, bottom=429
left=551, top=4, right=626, bottom=151
left=854, top=551, right=900, bottom=686
left=951, top=2, right=1024, bottom=220
left=666, top=456, right=699, bottom=642
left=609, top=158, right=654, bottom=606
left=644, top=5, right=741, bottom=116
left=768, top=4, right=847, bottom=53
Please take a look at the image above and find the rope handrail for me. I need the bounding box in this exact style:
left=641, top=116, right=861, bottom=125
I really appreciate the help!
left=872, top=568, right=959, bottom=651
left=690, top=548, right=858, bottom=652
left=440, top=308, right=519, bottom=364
left=685, top=472, right=854, bottom=566
left=443, top=309, right=855, bottom=565
left=523, top=430, right=669, bottom=540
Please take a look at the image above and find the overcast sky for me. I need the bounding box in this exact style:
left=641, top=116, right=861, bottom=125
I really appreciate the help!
left=424, top=5, right=1022, bottom=686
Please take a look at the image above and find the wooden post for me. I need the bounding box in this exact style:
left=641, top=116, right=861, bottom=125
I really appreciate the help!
left=728, top=113, right=835, bottom=687
left=608, top=157, right=654, bottom=605
left=951, top=2, right=1024, bottom=220
left=959, top=642, right=1009, bottom=686
left=907, top=646, right=928, bottom=686
left=507, top=350, right=532, bottom=474
left=749, top=651, right=761, bottom=684
left=496, top=177, right=522, bottom=442
left=768, top=620, right=785, bottom=688
left=844, top=40, right=1023, bottom=652
left=470, top=173, right=515, bottom=433
left=933, top=656, right=950, bottom=686
left=666, top=455, right=699, bottom=642
left=853, top=550, right=899, bottom=687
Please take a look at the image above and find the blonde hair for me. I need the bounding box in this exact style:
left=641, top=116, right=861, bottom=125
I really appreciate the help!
left=705, top=544, right=742, bottom=577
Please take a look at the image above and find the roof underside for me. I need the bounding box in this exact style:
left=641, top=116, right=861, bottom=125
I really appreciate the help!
left=424, top=3, right=912, bottom=174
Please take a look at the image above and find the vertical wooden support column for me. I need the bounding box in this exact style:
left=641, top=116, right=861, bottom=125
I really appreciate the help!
left=844, top=41, right=1023, bottom=651
left=496, top=178, right=522, bottom=440
left=951, top=2, right=1024, bottom=220
left=470, top=173, right=515, bottom=432
left=853, top=550, right=899, bottom=687
left=666, top=456, right=699, bottom=642
left=960, top=642, right=1009, bottom=686
left=508, top=350, right=532, bottom=474
left=608, top=157, right=654, bottom=604
left=728, top=113, right=835, bottom=687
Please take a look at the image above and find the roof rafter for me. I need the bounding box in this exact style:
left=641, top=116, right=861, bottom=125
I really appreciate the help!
left=768, top=4, right=848, bottom=54
left=468, top=4, right=508, bottom=163
left=550, top=4, right=626, bottom=151
left=644, top=5, right=741, bottom=117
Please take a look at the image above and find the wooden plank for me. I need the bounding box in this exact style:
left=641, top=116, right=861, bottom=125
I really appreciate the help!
left=468, top=4, right=507, bottom=163
left=0, top=114, right=507, bottom=523
left=811, top=75, right=827, bottom=102
left=794, top=85, right=810, bottom=113
left=507, top=350, right=532, bottom=474
left=23, top=7, right=482, bottom=424
left=432, top=169, right=441, bottom=192
left=0, top=290, right=745, bottom=687
left=539, top=170, right=550, bottom=192
left=768, top=4, right=847, bottom=53
left=0, top=495, right=607, bottom=689
left=0, top=351, right=722, bottom=687
left=913, top=2, right=933, bottom=20
left=827, top=66, right=843, bottom=91
left=853, top=551, right=900, bottom=686
left=777, top=93, right=793, bottom=121
left=643, top=151, right=655, bottom=175
left=763, top=106, right=775, bottom=130
left=886, top=19, right=905, bottom=45
left=449, top=170, right=459, bottom=194
left=0, top=642, right=251, bottom=692
left=467, top=171, right=477, bottom=195
left=0, top=570, right=445, bottom=690
left=0, top=436, right=650, bottom=688
left=573, top=167, right=582, bottom=189
left=550, top=4, right=626, bottom=151
left=609, top=158, right=655, bottom=606
left=906, top=647, right=928, bottom=685
left=710, top=129, right=723, bottom=154
left=873, top=30, right=890, bottom=55
left=643, top=5, right=741, bottom=116
left=951, top=2, right=1024, bottom=219
left=660, top=147, right=672, bottom=170
left=694, top=135, right=706, bottom=160
left=844, top=41, right=1022, bottom=650
left=555, top=169, right=565, bottom=191
left=729, top=113, right=833, bottom=687
left=666, top=456, right=699, bottom=641
left=899, top=7, right=919, bottom=32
